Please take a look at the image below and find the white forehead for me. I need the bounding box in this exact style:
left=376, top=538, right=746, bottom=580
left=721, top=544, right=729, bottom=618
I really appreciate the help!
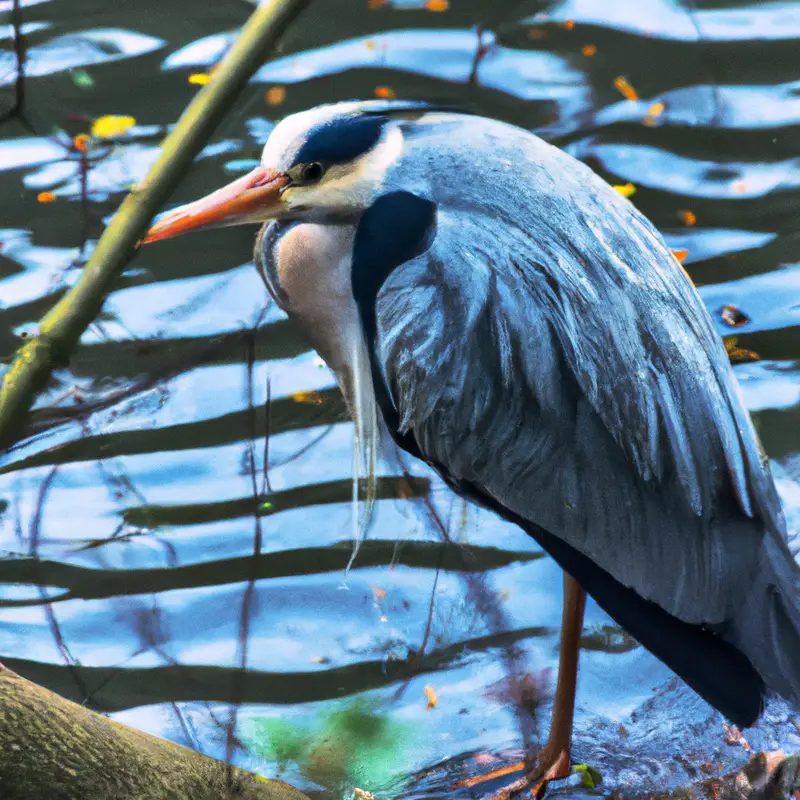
left=260, top=102, right=367, bottom=169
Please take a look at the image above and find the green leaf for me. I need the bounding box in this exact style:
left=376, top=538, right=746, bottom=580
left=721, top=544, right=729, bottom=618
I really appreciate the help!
left=71, top=69, right=94, bottom=88
left=574, top=763, right=602, bottom=788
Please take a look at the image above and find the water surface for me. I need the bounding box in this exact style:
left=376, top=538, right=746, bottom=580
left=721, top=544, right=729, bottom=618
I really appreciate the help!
left=1, top=1, right=799, bottom=797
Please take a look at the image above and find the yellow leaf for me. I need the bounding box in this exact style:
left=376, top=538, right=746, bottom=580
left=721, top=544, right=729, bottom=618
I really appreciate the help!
left=291, top=390, right=324, bottom=405
left=424, top=684, right=438, bottom=709
left=188, top=73, right=212, bottom=86
left=91, top=115, right=136, bottom=138
left=613, top=182, right=636, bottom=198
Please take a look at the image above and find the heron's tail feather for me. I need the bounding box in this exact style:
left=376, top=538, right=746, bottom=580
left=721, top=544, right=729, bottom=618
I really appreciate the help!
left=728, top=534, right=800, bottom=712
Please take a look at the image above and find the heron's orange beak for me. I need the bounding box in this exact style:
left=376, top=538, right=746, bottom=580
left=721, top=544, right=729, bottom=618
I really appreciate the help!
left=143, top=166, right=291, bottom=244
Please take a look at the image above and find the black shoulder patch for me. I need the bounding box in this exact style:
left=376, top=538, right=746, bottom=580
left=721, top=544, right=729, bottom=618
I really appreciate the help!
left=292, top=115, right=387, bottom=167
left=351, top=191, right=437, bottom=338
left=351, top=191, right=436, bottom=458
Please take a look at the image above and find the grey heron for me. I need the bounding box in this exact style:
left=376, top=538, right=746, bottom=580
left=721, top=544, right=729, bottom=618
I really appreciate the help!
left=145, top=100, right=800, bottom=791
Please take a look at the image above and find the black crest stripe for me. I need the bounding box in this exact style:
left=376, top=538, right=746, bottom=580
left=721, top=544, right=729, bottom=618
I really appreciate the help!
left=292, top=115, right=387, bottom=167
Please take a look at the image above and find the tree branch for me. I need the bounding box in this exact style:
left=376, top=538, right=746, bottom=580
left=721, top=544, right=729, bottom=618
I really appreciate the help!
left=0, top=0, right=313, bottom=451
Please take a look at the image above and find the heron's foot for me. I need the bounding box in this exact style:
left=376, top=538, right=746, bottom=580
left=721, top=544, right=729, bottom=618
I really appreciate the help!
left=487, top=745, right=571, bottom=799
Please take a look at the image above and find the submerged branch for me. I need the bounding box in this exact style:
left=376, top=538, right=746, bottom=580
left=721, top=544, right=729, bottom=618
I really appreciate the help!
left=0, top=0, right=312, bottom=452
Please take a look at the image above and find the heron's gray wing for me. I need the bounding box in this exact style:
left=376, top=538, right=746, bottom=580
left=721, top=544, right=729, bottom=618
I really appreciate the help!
left=374, top=199, right=790, bottom=625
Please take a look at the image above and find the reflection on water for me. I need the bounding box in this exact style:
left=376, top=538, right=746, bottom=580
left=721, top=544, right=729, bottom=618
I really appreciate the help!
left=1, top=0, right=799, bottom=797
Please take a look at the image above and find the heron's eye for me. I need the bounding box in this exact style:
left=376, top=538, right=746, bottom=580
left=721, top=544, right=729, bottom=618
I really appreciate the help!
left=300, top=162, right=324, bottom=183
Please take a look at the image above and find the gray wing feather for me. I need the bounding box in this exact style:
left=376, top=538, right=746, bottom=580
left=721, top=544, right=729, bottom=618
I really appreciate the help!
left=375, top=139, right=792, bottom=629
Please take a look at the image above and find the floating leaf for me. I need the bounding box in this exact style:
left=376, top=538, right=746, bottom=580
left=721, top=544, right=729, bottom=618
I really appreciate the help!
left=721, top=304, right=749, bottom=327
left=424, top=684, right=438, bottom=710
left=581, top=44, right=596, bottom=56
left=613, top=182, right=636, bottom=198
left=73, top=134, right=91, bottom=152
left=614, top=76, right=638, bottom=101
left=71, top=69, right=94, bottom=88
left=727, top=343, right=761, bottom=365
left=671, top=248, right=689, bottom=263
left=265, top=86, right=286, bottom=106
left=291, top=390, right=325, bottom=405
left=367, top=0, right=386, bottom=7
left=723, top=722, right=752, bottom=751
left=91, top=115, right=135, bottom=138
left=564, top=19, right=575, bottom=29
left=188, top=73, right=212, bottom=85
left=574, top=763, right=602, bottom=788
left=374, top=86, right=397, bottom=99
left=644, top=101, right=665, bottom=126
left=678, top=208, right=697, bottom=226
left=36, top=191, right=56, bottom=203
left=451, top=761, right=526, bottom=790
left=426, top=0, right=449, bottom=10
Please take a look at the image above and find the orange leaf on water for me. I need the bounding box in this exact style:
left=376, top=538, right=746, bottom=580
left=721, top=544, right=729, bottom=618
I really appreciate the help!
left=37, top=191, right=56, bottom=203
left=374, top=86, right=397, bottom=99
left=452, top=760, right=526, bottom=789
left=424, top=684, right=438, bottom=709
left=370, top=585, right=387, bottom=600
left=265, top=86, right=286, bottom=106
left=678, top=209, right=696, bottom=226
left=671, top=249, right=689, bottom=263
left=644, top=101, right=665, bottom=126
left=564, top=19, right=575, bottom=29
left=426, top=0, right=449, bottom=10
left=73, top=133, right=91, bottom=152
left=581, top=44, right=596, bottom=56
left=613, top=76, right=639, bottom=101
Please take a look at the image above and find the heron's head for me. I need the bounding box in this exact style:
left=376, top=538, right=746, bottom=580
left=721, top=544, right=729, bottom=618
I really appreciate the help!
left=144, top=101, right=422, bottom=242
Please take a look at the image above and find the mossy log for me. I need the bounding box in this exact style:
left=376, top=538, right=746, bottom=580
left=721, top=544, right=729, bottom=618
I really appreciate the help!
left=0, top=662, right=311, bottom=800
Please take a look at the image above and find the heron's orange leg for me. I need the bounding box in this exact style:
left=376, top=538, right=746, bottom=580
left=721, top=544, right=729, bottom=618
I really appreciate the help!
left=490, top=573, right=586, bottom=798
left=538, top=572, right=586, bottom=776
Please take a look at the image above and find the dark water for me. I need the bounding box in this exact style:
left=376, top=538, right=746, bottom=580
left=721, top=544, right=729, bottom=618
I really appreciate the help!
left=1, top=1, right=800, bottom=797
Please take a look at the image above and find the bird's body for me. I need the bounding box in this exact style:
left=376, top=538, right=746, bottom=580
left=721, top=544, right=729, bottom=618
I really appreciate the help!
left=145, top=101, right=800, bottom=782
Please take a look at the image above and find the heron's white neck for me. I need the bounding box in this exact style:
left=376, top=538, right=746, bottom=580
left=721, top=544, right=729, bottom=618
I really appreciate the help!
left=266, top=222, right=380, bottom=561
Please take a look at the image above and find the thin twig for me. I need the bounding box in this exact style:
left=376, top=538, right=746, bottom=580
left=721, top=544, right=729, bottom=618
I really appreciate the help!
left=226, top=332, right=264, bottom=779
left=0, top=0, right=35, bottom=133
